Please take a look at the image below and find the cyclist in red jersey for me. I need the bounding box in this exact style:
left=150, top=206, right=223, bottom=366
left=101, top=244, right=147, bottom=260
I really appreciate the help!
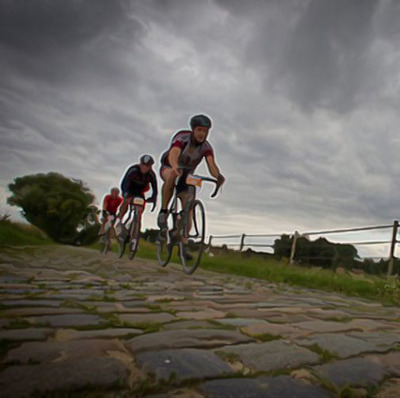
left=158, top=114, right=225, bottom=232
left=99, top=187, right=123, bottom=235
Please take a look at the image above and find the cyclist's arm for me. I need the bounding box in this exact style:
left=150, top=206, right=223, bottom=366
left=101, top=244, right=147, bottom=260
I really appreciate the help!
left=205, top=155, right=222, bottom=180
left=149, top=171, right=158, bottom=200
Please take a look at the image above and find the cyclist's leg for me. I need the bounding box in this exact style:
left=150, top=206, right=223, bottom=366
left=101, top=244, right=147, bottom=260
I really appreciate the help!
left=160, top=167, right=176, bottom=209
left=117, top=198, right=130, bottom=222
left=98, top=216, right=107, bottom=235
left=158, top=167, right=175, bottom=228
left=177, top=186, right=195, bottom=245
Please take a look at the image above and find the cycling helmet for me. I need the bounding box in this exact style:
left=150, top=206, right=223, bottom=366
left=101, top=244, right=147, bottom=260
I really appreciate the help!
left=190, top=114, right=212, bottom=131
left=140, top=154, right=155, bottom=166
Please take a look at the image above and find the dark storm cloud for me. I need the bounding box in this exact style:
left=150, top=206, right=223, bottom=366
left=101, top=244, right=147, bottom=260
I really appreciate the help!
left=1, top=0, right=400, bottom=244
left=217, top=0, right=379, bottom=113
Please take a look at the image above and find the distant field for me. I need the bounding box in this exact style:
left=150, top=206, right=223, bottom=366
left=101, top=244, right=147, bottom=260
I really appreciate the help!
left=2, top=220, right=399, bottom=306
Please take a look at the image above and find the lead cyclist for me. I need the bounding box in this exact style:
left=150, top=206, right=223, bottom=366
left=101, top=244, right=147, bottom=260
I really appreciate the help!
left=157, top=114, right=225, bottom=251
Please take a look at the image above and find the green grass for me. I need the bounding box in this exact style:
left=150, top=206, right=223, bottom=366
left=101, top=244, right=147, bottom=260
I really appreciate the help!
left=0, top=218, right=52, bottom=247
left=130, top=240, right=400, bottom=306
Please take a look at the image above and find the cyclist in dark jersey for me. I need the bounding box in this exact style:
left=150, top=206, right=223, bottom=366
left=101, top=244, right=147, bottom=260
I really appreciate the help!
left=158, top=114, right=225, bottom=230
left=116, top=155, right=157, bottom=234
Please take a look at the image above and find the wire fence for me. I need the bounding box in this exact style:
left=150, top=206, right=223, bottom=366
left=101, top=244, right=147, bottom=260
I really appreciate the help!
left=208, top=220, right=400, bottom=276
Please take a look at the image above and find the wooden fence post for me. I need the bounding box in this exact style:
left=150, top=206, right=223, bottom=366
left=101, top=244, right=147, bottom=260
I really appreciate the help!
left=239, top=234, right=246, bottom=251
left=289, top=231, right=299, bottom=265
left=388, top=220, right=398, bottom=276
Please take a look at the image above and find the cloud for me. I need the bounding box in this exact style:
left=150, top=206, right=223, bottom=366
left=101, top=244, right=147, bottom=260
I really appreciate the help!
left=1, top=0, right=400, bottom=258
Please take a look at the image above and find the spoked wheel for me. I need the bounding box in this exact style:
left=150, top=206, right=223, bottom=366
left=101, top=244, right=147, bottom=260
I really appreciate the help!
left=117, top=237, right=126, bottom=258
left=180, top=200, right=205, bottom=274
left=117, top=225, right=128, bottom=258
left=128, top=218, right=140, bottom=261
left=128, top=237, right=139, bottom=260
left=156, top=212, right=174, bottom=267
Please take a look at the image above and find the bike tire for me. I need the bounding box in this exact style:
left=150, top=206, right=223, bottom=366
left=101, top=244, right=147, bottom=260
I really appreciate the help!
left=117, top=237, right=126, bottom=258
left=180, top=200, right=205, bottom=274
left=128, top=218, right=140, bottom=261
left=156, top=212, right=174, bottom=267
left=129, top=239, right=139, bottom=260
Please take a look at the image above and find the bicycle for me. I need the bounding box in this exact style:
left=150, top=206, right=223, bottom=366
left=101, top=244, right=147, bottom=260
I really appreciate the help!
left=156, top=173, right=221, bottom=274
left=98, top=212, right=116, bottom=254
left=117, top=197, right=153, bottom=260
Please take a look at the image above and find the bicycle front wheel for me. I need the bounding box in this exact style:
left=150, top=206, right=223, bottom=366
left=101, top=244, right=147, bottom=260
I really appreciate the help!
left=117, top=236, right=126, bottom=258
left=128, top=216, right=140, bottom=261
left=180, top=200, right=205, bottom=274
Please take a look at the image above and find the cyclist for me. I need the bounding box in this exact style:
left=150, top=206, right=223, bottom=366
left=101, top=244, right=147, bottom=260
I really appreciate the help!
left=99, top=187, right=123, bottom=236
left=158, top=114, right=225, bottom=240
left=115, top=154, right=158, bottom=237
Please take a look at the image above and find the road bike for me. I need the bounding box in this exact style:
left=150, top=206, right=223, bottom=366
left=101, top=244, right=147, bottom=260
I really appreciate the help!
left=156, top=173, right=221, bottom=274
left=117, top=197, right=152, bottom=260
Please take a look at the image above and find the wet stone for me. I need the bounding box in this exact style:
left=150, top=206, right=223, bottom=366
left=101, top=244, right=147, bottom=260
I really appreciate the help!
left=126, top=329, right=255, bottom=354
left=347, top=332, right=400, bottom=348
left=136, top=348, right=233, bottom=382
left=1, top=299, right=62, bottom=307
left=297, top=333, right=380, bottom=358
left=218, top=341, right=320, bottom=372
left=200, top=375, right=332, bottom=398
left=295, top=320, right=361, bottom=333
left=176, top=309, right=226, bottom=320
left=162, top=320, right=215, bottom=330
left=53, top=327, right=143, bottom=341
left=4, top=338, right=123, bottom=364
left=119, top=313, right=176, bottom=325
left=2, top=307, right=85, bottom=317
left=0, top=357, right=129, bottom=398
left=241, top=321, right=306, bottom=339
left=215, top=318, right=269, bottom=327
left=25, top=314, right=104, bottom=327
left=313, top=358, right=387, bottom=388
left=365, top=352, right=400, bottom=377
left=0, top=328, right=54, bottom=341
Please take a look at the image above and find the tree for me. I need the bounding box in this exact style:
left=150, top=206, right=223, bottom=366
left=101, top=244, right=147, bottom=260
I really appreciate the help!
left=7, top=172, right=100, bottom=244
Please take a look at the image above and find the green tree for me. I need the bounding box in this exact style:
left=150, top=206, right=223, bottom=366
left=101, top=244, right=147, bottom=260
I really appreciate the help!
left=7, top=172, right=99, bottom=244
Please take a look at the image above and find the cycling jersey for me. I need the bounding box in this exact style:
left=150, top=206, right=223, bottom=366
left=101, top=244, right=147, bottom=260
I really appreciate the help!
left=103, top=195, right=123, bottom=215
left=120, top=164, right=158, bottom=198
left=160, top=130, right=214, bottom=173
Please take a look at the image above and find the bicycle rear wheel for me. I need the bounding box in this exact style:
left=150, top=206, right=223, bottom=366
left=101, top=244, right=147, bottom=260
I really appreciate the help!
left=156, top=212, right=174, bottom=267
left=180, top=200, right=205, bottom=274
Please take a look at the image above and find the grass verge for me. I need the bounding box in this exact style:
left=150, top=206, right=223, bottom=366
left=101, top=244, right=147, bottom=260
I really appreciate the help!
left=0, top=218, right=52, bottom=247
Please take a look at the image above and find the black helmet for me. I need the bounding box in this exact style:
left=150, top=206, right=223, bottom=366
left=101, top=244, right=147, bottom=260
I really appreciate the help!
left=140, top=154, right=155, bottom=166
left=190, top=114, right=212, bottom=131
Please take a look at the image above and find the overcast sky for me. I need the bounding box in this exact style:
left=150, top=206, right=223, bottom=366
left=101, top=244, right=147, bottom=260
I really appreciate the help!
left=1, top=0, right=400, bottom=256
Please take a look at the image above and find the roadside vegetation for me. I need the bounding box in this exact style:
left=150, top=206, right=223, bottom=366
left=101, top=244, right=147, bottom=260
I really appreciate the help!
left=0, top=216, right=52, bottom=247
